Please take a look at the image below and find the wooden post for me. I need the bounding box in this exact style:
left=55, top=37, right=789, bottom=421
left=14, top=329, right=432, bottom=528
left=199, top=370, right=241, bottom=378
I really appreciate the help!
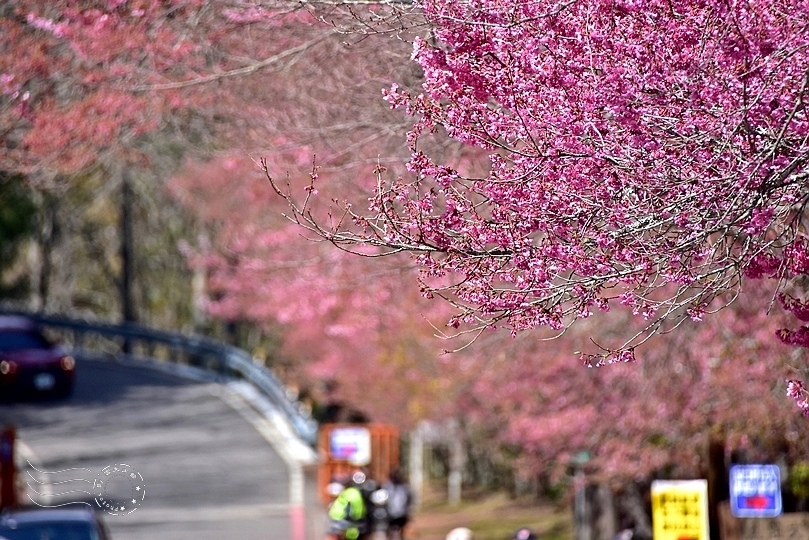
left=0, top=426, right=17, bottom=509
left=707, top=435, right=728, bottom=540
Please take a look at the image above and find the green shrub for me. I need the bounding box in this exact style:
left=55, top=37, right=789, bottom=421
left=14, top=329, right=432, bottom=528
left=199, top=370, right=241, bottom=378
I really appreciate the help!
left=790, top=462, right=809, bottom=500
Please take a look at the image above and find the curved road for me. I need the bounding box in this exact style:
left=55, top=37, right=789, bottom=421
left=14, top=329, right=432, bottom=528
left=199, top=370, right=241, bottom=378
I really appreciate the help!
left=0, top=357, right=323, bottom=540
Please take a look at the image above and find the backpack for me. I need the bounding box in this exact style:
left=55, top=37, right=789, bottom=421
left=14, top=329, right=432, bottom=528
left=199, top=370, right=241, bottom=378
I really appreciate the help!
left=328, top=486, right=367, bottom=522
left=387, top=483, right=410, bottom=519
left=328, top=486, right=368, bottom=536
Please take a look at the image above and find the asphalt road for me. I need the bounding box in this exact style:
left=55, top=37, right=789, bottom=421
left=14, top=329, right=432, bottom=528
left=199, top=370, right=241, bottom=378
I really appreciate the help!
left=0, top=357, right=324, bottom=540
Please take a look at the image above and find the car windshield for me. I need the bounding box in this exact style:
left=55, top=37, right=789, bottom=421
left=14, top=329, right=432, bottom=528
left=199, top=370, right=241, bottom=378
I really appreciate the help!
left=0, top=521, right=100, bottom=540
left=0, top=330, right=49, bottom=352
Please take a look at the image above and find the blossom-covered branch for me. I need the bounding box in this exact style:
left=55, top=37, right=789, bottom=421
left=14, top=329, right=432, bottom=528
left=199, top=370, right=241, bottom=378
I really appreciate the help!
left=270, top=1, right=809, bottom=371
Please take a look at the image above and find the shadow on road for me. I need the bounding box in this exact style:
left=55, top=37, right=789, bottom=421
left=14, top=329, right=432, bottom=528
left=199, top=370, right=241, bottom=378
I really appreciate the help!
left=0, top=358, right=203, bottom=429
left=71, top=358, right=200, bottom=404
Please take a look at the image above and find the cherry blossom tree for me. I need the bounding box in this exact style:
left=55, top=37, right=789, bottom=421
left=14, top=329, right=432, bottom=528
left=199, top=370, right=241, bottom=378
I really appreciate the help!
left=268, top=0, right=809, bottom=413
left=459, top=283, right=809, bottom=486
left=169, top=151, right=465, bottom=426
left=150, top=4, right=485, bottom=424
left=447, top=308, right=808, bottom=537
left=1, top=1, right=341, bottom=323
left=1, top=1, right=378, bottom=178
left=0, top=0, right=429, bottom=327
left=1, top=0, right=476, bottom=422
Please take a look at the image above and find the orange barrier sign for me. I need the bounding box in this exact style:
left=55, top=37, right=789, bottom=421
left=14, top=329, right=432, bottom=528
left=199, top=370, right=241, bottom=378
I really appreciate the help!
left=317, top=423, right=399, bottom=506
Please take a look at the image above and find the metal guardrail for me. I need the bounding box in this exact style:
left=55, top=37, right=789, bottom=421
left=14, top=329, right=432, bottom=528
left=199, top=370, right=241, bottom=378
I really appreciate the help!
left=0, top=309, right=318, bottom=446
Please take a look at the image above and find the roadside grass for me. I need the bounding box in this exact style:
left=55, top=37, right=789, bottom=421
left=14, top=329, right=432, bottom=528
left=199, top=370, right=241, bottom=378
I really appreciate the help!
left=407, top=484, right=574, bottom=540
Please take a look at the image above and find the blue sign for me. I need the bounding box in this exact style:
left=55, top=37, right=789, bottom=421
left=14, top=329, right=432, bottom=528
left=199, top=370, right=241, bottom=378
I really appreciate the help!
left=729, top=464, right=782, bottom=518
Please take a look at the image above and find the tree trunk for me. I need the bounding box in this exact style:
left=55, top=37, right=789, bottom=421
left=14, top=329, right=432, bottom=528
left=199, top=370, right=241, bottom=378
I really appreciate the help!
left=617, top=483, right=653, bottom=540
left=573, top=474, right=592, bottom=540
left=447, top=420, right=463, bottom=506
left=707, top=435, right=728, bottom=540
left=120, top=169, right=135, bottom=324
left=593, top=483, right=617, bottom=540
left=119, top=169, right=136, bottom=354
left=409, top=426, right=424, bottom=510
left=36, top=193, right=58, bottom=310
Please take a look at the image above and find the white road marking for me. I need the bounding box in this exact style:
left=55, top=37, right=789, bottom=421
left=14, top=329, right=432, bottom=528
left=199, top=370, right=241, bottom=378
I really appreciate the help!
left=211, top=382, right=317, bottom=540
left=120, top=503, right=292, bottom=523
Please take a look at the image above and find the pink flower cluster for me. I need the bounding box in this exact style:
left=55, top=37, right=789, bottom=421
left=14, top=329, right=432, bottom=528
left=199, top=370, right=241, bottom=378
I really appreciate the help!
left=787, top=380, right=809, bottom=418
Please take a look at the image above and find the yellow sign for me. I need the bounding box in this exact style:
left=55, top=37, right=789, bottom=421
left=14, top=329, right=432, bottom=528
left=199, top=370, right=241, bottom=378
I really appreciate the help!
left=651, top=480, right=710, bottom=540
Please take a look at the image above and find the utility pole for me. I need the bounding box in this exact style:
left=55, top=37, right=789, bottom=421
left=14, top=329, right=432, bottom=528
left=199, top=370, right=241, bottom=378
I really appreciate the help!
left=120, top=169, right=136, bottom=354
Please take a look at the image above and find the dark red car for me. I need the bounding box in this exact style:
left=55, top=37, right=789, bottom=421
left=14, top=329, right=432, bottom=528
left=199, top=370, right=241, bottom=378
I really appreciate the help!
left=0, top=316, right=75, bottom=401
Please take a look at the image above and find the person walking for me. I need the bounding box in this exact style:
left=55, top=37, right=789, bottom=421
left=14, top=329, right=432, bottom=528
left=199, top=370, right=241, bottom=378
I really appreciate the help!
left=383, top=468, right=413, bottom=539
left=327, top=471, right=371, bottom=540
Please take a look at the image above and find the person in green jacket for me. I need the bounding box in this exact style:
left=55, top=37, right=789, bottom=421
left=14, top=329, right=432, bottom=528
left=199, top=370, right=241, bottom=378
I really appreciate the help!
left=327, top=471, right=370, bottom=540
